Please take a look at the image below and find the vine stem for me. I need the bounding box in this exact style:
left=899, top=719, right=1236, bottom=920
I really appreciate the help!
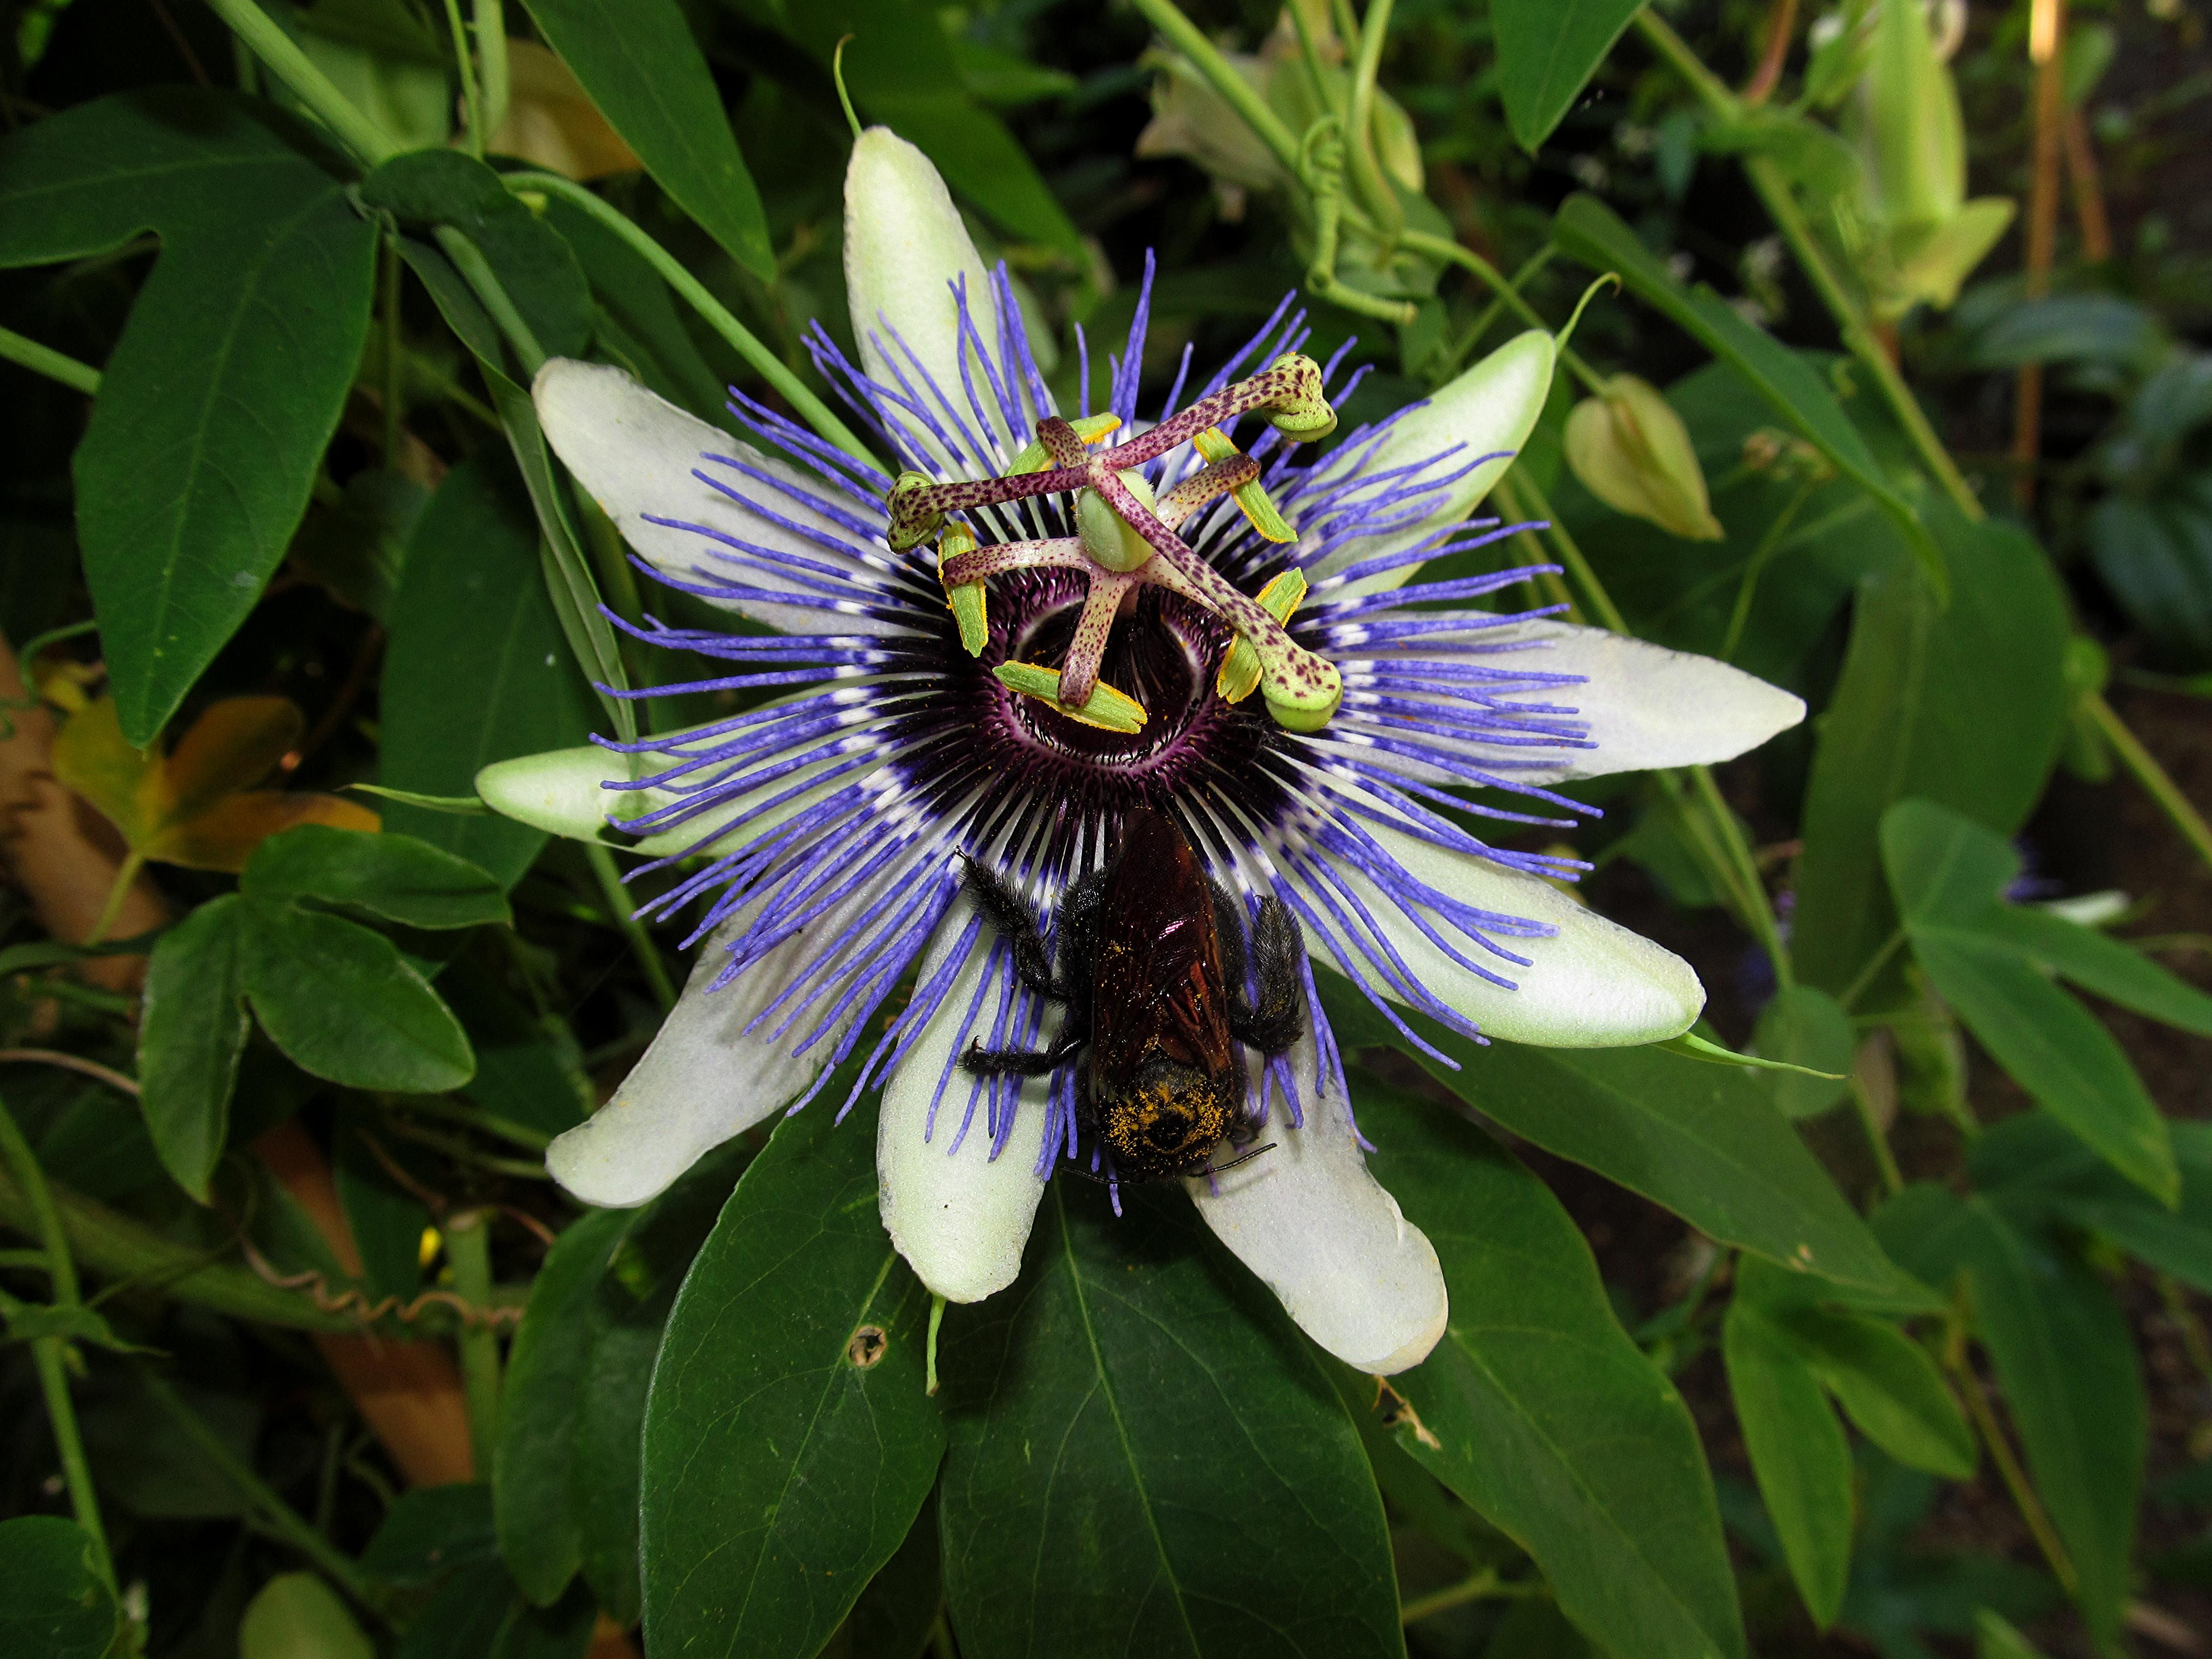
left=503, top=171, right=880, bottom=468
left=0, top=1094, right=113, bottom=1590
left=1945, top=1313, right=2079, bottom=1594
left=1631, top=9, right=1982, bottom=522
left=1398, top=1566, right=1540, bottom=1624
left=443, top=1209, right=502, bottom=1477
left=1633, top=5, right=2212, bottom=887
left=0, top=325, right=100, bottom=395
left=586, top=840, right=679, bottom=1013
left=203, top=0, right=398, bottom=166
left=1345, top=0, right=1403, bottom=241
left=137, top=1367, right=386, bottom=1615
left=2088, top=693, right=2212, bottom=870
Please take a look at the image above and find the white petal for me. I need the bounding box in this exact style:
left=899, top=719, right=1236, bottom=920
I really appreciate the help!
left=877, top=905, right=1051, bottom=1301
left=1336, top=616, right=1806, bottom=786
left=475, top=734, right=880, bottom=858
left=1508, top=620, right=1806, bottom=778
left=532, top=357, right=905, bottom=636
left=844, top=127, right=1008, bottom=471
left=546, top=914, right=833, bottom=1207
left=1189, top=1032, right=1446, bottom=1375
left=1306, top=821, right=1704, bottom=1046
left=1303, top=330, right=1556, bottom=593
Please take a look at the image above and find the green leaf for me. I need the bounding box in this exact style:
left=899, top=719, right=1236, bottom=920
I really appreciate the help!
left=1551, top=193, right=1937, bottom=583
left=495, top=1207, right=630, bottom=1607
left=362, top=1483, right=498, bottom=1587
left=518, top=0, right=775, bottom=280
left=0, top=1516, right=119, bottom=1659
left=570, top=1148, right=735, bottom=1626
left=1353, top=1082, right=1743, bottom=1659
left=242, top=824, right=511, bottom=931
left=1734, top=1260, right=1975, bottom=1477
left=239, top=1571, right=374, bottom=1659
left=241, top=901, right=474, bottom=1092
left=939, top=1182, right=1402, bottom=1659
left=1982, top=906, right=2212, bottom=1036
left=1493, top=0, right=1646, bottom=151
left=2086, top=483, right=2212, bottom=670
left=643, top=1092, right=942, bottom=1658
left=1779, top=1307, right=1974, bottom=1478
left=137, top=894, right=249, bottom=1202
left=1722, top=1301, right=1853, bottom=1628
left=1875, top=1186, right=2143, bottom=1653
left=0, top=89, right=378, bottom=745
left=1751, top=987, right=1857, bottom=1119
left=1319, top=978, right=1920, bottom=1301
left=359, top=150, right=592, bottom=363
left=1971, top=1114, right=2212, bottom=1295
left=392, top=1560, right=598, bottom=1659
left=1792, top=512, right=2070, bottom=995
left=1483, top=1600, right=1600, bottom=1657
left=381, top=453, right=594, bottom=886
left=1882, top=800, right=2178, bottom=1204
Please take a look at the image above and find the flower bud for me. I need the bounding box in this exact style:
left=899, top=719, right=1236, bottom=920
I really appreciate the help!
left=1563, top=376, right=1724, bottom=542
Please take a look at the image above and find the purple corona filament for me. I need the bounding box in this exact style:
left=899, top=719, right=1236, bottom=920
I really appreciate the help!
left=603, top=260, right=1596, bottom=1180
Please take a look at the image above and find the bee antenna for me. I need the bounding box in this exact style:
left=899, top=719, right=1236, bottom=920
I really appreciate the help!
left=1198, top=1142, right=1278, bottom=1178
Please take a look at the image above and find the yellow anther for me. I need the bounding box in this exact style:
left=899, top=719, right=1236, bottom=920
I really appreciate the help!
left=937, top=525, right=988, bottom=656
left=993, top=661, right=1147, bottom=733
left=1215, top=568, right=1309, bottom=704
left=1193, top=428, right=1298, bottom=544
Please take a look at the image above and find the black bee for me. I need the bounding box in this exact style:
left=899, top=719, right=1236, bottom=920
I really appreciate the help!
left=958, top=809, right=1306, bottom=1181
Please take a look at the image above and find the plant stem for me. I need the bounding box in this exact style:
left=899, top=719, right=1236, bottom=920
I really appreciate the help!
left=1690, top=763, right=1794, bottom=990
left=1946, top=1333, right=2077, bottom=1593
left=2013, top=0, right=2067, bottom=508
left=1492, top=472, right=1625, bottom=631
left=81, top=852, right=144, bottom=948
left=203, top=0, right=398, bottom=165
left=1632, top=9, right=1985, bottom=522
left=393, top=1095, right=551, bottom=1154
left=1345, top=0, right=1402, bottom=241
left=1719, top=479, right=1811, bottom=660
left=2088, top=693, right=2212, bottom=875
left=443, top=1209, right=502, bottom=1478
left=1445, top=246, right=1554, bottom=374
left=380, top=242, right=403, bottom=462
left=0, top=1094, right=113, bottom=1587
left=474, top=0, right=508, bottom=141
left=0, top=325, right=100, bottom=395
left=435, top=225, right=544, bottom=374
left=137, top=1367, right=385, bottom=1614
left=1838, top=928, right=1907, bottom=1011
left=1399, top=1566, right=1538, bottom=1623
left=441, top=0, right=485, bottom=158
left=585, top=840, right=679, bottom=1012
left=1128, top=0, right=1304, bottom=175
left=502, top=171, right=881, bottom=467
left=1848, top=1074, right=1905, bottom=1197
left=1398, top=230, right=1607, bottom=392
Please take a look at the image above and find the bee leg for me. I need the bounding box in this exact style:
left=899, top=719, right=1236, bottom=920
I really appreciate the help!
left=961, top=1028, right=1085, bottom=1077
left=960, top=855, right=1062, bottom=1002
left=1218, top=890, right=1306, bottom=1056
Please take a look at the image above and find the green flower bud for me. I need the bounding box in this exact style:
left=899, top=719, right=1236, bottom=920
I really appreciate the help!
left=1563, top=376, right=1724, bottom=542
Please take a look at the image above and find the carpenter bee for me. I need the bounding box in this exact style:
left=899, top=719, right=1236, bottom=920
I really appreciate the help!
left=958, top=810, right=1306, bottom=1181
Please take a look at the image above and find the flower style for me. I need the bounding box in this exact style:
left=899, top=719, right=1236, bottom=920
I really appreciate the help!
left=479, top=130, right=1806, bottom=1376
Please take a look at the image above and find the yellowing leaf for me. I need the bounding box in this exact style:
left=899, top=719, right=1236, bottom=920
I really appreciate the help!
left=489, top=40, right=644, bottom=182
left=51, top=695, right=378, bottom=874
